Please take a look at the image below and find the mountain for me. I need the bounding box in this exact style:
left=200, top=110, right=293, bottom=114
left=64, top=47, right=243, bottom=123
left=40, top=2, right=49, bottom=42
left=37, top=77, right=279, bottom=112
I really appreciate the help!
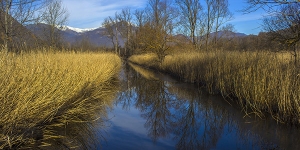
left=26, top=23, right=247, bottom=48
left=26, top=23, right=124, bottom=48
left=210, top=31, right=247, bottom=38
left=74, top=27, right=124, bottom=48
left=61, top=26, right=98, bottom=33
left=0, top=12, right=41, bottom=51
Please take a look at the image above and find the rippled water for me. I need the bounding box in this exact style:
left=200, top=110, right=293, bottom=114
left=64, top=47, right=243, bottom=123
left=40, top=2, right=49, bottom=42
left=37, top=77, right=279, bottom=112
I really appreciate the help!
left=98, top=63, right=300, bottom=150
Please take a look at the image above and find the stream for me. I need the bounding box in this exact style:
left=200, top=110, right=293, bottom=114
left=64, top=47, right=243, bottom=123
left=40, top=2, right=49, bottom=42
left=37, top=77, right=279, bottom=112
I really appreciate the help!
left=98, top=63, right=300, bottom=150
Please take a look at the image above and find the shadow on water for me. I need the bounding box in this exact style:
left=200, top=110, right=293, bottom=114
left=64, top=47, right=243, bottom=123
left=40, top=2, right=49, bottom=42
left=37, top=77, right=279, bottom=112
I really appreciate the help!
left=106, top=62, right=300, bottom=150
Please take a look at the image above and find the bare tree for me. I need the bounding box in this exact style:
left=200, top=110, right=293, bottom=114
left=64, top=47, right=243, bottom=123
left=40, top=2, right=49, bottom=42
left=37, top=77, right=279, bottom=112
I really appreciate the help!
left=263, top=3, right=300, bottom=64
left=244, top=0, right=299, bottom=13
left=0, top=0, right=48, bottom=52
left=102, top=15, right=119, bottom=54
left=176, top=0, right=203, bottom=47
left=212, top=0, right=233, bottom=46
left=131, top=9, right=148, bottom=54
left=146, top=0, right=177, bottom=64
left=202, top=0, right=234, bottom=50
left=40, top=0, right=68, bottom=48
left=134, top=9, right=147, bottom=28
left=117, top=8, right=133, bottom=56
left=204, top=0, right=216, bottom=51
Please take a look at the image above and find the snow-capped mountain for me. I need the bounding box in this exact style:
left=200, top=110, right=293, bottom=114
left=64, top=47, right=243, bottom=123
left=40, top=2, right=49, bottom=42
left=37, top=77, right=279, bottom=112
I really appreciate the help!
left=26, top=23, right=246, bottom=48
left=61, top=26, right=98, bottom=33
left=26, top=23, right=124, bottom=48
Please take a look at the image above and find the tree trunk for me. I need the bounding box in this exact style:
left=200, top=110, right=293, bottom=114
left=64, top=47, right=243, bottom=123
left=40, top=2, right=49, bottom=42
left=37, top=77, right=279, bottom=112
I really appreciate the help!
left=115, top=26, right=119, bottom=55
left=4, top=1, right=11, bottom=52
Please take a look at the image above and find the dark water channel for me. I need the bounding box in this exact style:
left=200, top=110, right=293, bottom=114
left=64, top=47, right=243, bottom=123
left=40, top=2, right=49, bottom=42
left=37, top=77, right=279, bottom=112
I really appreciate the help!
left=98, top=63, right=300, bottom=150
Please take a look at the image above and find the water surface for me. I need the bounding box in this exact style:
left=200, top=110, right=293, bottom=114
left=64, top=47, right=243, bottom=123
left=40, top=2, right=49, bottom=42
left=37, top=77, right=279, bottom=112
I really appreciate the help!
left=99, top=63, right=300, bottom=150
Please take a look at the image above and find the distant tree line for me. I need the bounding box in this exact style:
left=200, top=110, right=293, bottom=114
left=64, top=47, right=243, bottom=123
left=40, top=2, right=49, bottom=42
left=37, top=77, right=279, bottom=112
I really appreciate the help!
left=103, top=0, right=235, bottom=61
left=0, top=0, right=72, bottom=53
left=0, top=0, right=47, bottom=52
left=240, top=0, right=299, bottom=63
left=0, top=0, right=299, bottom=58
left=103, top=0, right=299, bottom=63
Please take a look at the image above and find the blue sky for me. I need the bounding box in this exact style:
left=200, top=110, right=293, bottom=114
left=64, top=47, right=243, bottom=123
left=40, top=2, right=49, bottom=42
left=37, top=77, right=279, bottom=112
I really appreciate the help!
left=62, top=0, right=265, bottom=35
left=228, top=0, right=265, bottom=35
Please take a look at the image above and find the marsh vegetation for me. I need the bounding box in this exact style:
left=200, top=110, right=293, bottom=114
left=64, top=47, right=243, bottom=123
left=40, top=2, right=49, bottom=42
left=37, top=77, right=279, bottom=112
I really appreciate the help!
left=129, top=50, right=300, bottom=124
left=0, top=51, right=121, bottom=149
left=101, top=62, right=300, bottom=149
left=0, top=0, right=299, bottom=148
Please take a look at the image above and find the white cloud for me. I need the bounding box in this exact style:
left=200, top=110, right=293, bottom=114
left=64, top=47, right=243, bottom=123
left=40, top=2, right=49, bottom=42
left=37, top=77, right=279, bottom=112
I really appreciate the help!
left=230, top=13, right=264, bottom=23
left=62, top=0, right=147, bottom=28
left=60, top=0, right=265, bottom=34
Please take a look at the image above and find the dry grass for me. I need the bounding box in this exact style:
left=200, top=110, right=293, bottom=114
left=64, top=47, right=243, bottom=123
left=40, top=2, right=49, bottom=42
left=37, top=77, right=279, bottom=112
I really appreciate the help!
left=129, top=53, right=159, bottom=68
left=129, top=50, right=300, bottom=124
left=129, top=63, right=159, bottom=80
left=0, top=51, right=121, bottom=149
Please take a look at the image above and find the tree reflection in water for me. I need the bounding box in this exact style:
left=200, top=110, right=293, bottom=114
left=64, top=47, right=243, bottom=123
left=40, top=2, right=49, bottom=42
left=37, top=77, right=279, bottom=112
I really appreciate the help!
left=114, top=63, right=300, bottom=150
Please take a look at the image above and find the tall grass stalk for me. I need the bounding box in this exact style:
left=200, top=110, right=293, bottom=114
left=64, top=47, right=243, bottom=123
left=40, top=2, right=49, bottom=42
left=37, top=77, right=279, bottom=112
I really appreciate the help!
left=129, top=51, right=300, bottom=124
left=0, top=51, right=121, bottom=149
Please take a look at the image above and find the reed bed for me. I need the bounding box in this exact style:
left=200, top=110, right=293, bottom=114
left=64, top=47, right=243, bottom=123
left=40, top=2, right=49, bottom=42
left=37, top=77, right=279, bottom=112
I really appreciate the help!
left=0, top=51, right=121, bottom=149
left=129, top=51, right=300, bottom=124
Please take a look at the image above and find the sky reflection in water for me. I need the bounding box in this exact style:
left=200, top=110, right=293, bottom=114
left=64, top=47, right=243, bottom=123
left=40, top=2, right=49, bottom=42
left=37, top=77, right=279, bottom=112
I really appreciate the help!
left=100, top=63, right=300, bottom=150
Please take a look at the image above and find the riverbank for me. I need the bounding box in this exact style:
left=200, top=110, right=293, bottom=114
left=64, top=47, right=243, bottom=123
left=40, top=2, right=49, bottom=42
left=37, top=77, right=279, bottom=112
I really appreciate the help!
left=0, top=51, right=121, bottom=149
left=128, top=51, right=300, bottom=124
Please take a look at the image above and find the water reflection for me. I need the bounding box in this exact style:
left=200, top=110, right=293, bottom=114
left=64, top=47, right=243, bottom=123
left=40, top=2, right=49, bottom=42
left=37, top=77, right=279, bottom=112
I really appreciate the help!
left=112, top=62, right=300, bottom=150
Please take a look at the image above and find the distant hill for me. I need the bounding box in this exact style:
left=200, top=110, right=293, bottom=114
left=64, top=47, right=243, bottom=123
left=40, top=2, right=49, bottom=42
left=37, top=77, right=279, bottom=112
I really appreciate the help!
left=0, top=12, right=41, bottom=51
left=210, top=31, right=247, bottom=38
left=26, top=23, right=124, bottom=48
left=26, top=23, right=247, bottom=48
